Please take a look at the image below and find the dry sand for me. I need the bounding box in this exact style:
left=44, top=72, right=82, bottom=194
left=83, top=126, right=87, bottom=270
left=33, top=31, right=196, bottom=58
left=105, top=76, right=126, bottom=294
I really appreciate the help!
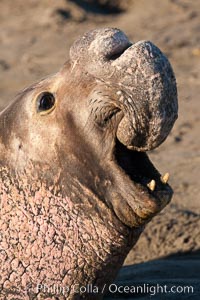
left=0, top=0, right=199, bottom=299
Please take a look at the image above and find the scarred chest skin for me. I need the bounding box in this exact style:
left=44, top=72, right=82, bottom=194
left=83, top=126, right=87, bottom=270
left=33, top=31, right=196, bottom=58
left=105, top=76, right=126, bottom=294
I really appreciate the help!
left=0, top=165, right=142, bottom=299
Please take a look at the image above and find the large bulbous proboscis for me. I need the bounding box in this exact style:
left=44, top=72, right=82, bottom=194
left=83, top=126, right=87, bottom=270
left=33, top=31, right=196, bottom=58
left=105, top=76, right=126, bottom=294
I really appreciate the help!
left=70, top=28, right=178, bottom=152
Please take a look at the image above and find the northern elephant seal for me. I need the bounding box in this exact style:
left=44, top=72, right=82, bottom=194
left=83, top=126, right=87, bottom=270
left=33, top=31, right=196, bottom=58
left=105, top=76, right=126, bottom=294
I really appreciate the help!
left=0, top=28, right=178, bottom=299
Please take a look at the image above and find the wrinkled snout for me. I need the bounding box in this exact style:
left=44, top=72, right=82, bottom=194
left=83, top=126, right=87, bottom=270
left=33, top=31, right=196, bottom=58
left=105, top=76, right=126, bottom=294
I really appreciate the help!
left=70, top=28, right=178, bottom=151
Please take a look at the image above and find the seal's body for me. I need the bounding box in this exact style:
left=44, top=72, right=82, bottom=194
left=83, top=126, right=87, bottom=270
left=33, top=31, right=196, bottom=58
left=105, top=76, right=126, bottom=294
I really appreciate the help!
left=0, top=28, right=178, bottom=299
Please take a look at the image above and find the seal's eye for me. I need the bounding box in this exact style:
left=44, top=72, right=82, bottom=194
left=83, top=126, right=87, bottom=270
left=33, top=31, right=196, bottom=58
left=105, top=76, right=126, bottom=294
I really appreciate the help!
left=36, top=92, right=55, bottom=114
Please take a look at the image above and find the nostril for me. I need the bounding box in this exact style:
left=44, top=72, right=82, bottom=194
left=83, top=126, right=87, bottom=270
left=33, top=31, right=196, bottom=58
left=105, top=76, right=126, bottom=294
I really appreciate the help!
left=106, top=43, right=132, bottom=60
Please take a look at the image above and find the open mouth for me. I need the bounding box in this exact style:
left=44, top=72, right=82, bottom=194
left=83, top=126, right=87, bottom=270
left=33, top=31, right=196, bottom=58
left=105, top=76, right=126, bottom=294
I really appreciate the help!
left=112, top=138, right=173, bottom=225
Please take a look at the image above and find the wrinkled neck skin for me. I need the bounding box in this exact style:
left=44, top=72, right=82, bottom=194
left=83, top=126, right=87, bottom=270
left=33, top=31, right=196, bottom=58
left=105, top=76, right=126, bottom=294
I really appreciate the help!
left=0, top=152, right=142, bottom=300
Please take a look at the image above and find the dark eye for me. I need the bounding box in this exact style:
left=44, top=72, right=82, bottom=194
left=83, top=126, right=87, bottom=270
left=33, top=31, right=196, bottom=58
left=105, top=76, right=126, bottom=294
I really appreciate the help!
left=37, top=92, right=55, bottom=113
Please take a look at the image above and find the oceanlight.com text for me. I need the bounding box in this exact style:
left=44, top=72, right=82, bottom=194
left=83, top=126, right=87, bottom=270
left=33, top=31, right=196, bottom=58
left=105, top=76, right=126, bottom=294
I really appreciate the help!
left=108, top=283, right=194, bottom=296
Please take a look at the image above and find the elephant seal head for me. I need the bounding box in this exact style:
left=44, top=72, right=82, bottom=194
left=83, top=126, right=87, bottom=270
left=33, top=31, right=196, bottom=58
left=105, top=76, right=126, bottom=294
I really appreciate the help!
left=0, top=28, right=178, bottom=229
left=69, top=28, right=178, bottom=226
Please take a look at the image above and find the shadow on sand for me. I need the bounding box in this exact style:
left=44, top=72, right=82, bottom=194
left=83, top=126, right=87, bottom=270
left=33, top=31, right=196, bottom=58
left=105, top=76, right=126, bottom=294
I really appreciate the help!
left=67, top=0, right=125, bottom=15
left=105, top=250, right=200, bottom=299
